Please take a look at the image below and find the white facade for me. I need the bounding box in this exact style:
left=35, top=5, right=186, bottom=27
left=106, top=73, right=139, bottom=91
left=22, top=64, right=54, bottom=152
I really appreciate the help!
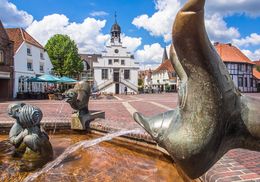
left=86, top=21, right=139, bottom=94
left=13, top=42, right=53, bottom=98
left=93, top=44, right=139, bottom=94
left=143, top=49, right=178, bottom=93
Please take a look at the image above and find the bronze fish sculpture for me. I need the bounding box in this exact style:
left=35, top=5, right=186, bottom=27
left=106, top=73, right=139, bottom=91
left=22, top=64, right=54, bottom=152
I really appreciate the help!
left=64, top=80, right=91, bottom=116
left=134, top=0, right=260, bottom=179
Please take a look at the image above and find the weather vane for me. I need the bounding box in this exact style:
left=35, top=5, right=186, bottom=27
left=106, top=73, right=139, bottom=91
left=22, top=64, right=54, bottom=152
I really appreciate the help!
left=115, top=11, right=117, bottom=23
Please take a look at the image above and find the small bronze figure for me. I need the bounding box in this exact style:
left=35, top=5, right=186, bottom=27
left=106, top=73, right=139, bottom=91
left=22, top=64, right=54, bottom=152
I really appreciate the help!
left=8, top=103, right=53, bottom=171
left=134, top=0, right=260, bottom=179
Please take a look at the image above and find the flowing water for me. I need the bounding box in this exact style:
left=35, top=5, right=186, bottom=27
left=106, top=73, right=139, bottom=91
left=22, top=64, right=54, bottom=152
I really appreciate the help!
left=25, top=129, right=143, bottom=181
left=51, top=100, right=65, bottom=134
left=0, top=131, right=183, bottom=182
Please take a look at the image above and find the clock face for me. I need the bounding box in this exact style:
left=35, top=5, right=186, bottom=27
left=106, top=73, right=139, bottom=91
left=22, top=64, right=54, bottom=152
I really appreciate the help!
left=114, top=49, right=119, bottom=53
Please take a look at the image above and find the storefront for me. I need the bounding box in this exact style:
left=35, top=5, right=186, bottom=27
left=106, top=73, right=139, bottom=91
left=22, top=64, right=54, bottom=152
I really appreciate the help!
left=0, top=71, right=13, bottom=100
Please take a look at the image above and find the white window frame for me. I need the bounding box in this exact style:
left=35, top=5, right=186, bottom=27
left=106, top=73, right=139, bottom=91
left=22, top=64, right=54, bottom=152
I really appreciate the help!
left=27, top=47, right=32, bottom=56
left=27, top=60, right=33, bottom=71
left=40, top=63, right=44, bottom=73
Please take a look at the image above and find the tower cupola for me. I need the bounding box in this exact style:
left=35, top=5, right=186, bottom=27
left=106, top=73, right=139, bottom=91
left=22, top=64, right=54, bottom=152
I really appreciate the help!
left=110, top=12, right=121, bottom=44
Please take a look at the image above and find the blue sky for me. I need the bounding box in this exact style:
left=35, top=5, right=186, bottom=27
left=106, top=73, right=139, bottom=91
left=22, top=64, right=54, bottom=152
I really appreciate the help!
left=1, top=0, right=260, bottom=69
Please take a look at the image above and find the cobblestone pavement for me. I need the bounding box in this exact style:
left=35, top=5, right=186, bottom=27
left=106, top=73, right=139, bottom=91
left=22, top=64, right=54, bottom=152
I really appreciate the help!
left=0, top=93, right=259, bottom=181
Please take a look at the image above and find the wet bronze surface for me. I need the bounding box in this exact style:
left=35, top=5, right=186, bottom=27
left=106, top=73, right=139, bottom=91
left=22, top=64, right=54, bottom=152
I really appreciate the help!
left=133, top=0, right=260, bottom=179
left=0, top=134, right=183, bottom=182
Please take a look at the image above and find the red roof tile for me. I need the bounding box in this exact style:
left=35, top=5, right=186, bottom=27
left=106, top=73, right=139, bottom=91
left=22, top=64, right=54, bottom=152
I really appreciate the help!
left=214, top=43, right=254, bottom=65
left=254, top=61, right=260, bottom=66
left=154, top=60, right=174, bottom=73
left=139, top=69, right=153, bottom=79
left=5, top=28, right=44, bottom=53
left=253, top=68, right=260, bottom=80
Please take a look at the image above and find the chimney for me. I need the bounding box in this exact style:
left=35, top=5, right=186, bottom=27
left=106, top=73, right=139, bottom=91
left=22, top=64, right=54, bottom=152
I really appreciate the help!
left=227, top=43, right=232, bottom=46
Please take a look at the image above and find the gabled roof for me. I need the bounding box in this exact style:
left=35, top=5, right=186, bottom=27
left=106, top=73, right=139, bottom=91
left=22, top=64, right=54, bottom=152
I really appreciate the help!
left=0, top=20, right=10, bottom=41
left=154, top=59, right=174, bottom=74
left=5, top=28, right=44, bottom=53
left=253, top=68, right=260, bottom=80
left=214, top=43, right=254, bottom=65
left=139, top=69, right=153, bottom=79
left=80, top=54, right=101, bottom=63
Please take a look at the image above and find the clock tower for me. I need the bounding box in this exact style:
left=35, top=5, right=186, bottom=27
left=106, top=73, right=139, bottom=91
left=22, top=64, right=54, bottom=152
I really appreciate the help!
left=110, top=12, right=121, bottom=45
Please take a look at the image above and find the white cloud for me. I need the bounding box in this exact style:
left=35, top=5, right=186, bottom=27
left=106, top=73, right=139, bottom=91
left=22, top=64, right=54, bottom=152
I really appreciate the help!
left=132, top=0, right=181, bottom=42
left=132, top=0, right=260, bottom=44
left=242, top=49, right=260, bottom=61
left=205, top=13, right=240, bottom=42
left=135, top=43, right=165, bottom=67
left=0, top=0, right=33, bottom=27
left=26, top=14, right=142, bottom=54
left=26, top=14, right=110, bottom=53
left=90, top=11, right=109, bottom=17
left=206, top=0, right=260, bottom=17
left=121, top=34, right=142, bottom=52
left=233, top=33, right=260, bottom=47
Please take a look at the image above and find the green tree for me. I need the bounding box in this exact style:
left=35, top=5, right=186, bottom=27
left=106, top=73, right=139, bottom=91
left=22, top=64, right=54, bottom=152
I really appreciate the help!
left=138, top=78, right=144, bottom=87
left=45, top=34, right=83, bottom=78
left=257, top=65, right=260, bottom=72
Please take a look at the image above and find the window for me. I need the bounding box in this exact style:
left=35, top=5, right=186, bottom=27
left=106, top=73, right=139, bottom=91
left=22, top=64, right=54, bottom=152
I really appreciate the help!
left=0, top=50, right=4, bottom=64
left=81, top=73, right=87, bottom=78
left=238, top=77, right=243, bottom=87
left=40, top=52, right=44, bottom=60
left=27, top=61, right=33, bottom=71
left=114, top=49, right=119, bottom=53
left=244, top=78, right=247, bottom=87
left=27, top=48, right=32, bottom=56
left=40, top=64, right=44, bottom=73
left=101, top=69, right=108, bottom=79
left=238, top=64, right=245, bottom=72
left=108, top=59, right=112, bottom=65
left=250, top=78, right=253, bottom=87
left=114, top=59, right=119, bottom=63
left=248, top=65, right=252, bottom=73
left=121, top=60, right=125, bottom=65
left=124, top=70, right=130, bottom=79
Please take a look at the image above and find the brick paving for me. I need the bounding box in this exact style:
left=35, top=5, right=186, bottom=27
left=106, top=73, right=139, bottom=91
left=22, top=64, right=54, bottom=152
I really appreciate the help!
left=201, top=149, right=260, bottom=182
left=0, top=93, right=259, bottom=181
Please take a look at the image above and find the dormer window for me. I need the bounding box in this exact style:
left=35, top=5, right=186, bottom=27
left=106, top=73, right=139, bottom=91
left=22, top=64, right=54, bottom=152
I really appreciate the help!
left=0, top=50, right=4, bottom=64
left=27, top=47, right=32, bottom=56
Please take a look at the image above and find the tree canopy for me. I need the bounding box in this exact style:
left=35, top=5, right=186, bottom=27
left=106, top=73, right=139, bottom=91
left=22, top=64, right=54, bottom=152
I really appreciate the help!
left=45, top=34, right=83, bottom=78
left=256, top=65, right=260, bottom=72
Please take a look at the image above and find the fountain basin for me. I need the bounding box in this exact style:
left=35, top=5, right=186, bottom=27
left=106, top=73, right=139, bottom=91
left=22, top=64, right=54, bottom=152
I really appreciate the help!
left=0, top=132, right=184, bottom=182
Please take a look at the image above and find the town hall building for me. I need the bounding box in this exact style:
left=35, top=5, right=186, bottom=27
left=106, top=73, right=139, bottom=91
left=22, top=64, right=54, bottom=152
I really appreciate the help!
left=80, top=17, right=139, bottom=94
